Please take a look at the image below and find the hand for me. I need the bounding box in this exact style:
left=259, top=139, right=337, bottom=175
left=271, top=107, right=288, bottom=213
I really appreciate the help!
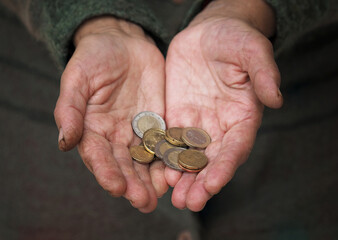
left=165, top=0, right=283, bottom=211
left=54, top=17, right=168, bottom=213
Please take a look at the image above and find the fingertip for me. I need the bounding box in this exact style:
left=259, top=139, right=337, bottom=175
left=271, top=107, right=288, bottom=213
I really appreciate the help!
left=54, top=67, right=87, bottom=152
left=204, top=165, right=232, bottom=195
left=186, top=183, right=211, bottom=212
left=257, top=88, right=284, bottom=109
left=204, top=175, right=222, bottom=196
left=171, top=173, right=196, bottom=210
left=138, top=207, right=156, bottom=214
left=187, top=201, right=207, bottom=212
left=58, top=128, right=67, bottom=151
left=274, top=88, right=284, bottom=109
left=128, top=184, right=157, bottom=212
left=171, top=184, right=187, bottom=210
left=126, top=188, right=150, bottom=209
left=97, top=172, right=127, bottom=197
left=154, top=183, right=169, bottom=198
left=150, top=161, right=169, bottom=197
left=137, top=197, right=158, bottom=213
left=57, top=126, right=83, bottom=151
left=165, top=167, right=182, bottom=187
left=54, top=105, right=84, bottom=151
left=171, top=191, right=187, bottom=210
left=252, top=69, right=283, bottom=109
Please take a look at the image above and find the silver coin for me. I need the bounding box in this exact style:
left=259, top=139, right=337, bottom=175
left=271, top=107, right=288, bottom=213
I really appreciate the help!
left=132, top=111, right=166, bottom=138
left=154, top=139, right=176, bottom=159
left=162, top=147, right=186, bottom=171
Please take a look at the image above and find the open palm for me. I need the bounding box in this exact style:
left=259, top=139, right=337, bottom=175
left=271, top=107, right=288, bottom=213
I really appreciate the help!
left=54, top=27, right=166, bottom=213
left=165, top=18, right=282, bottom=211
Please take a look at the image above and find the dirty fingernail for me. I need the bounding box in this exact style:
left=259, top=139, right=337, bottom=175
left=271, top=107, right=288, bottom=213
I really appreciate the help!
left=58, top=128, right=66, bottom=151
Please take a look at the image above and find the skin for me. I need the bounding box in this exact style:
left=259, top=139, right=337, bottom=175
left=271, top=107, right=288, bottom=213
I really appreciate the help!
left=54, top=0, right=283, bottom=212
left=164, top=0, right=283, bottom=211
left=54, top=17, right=168, bottom=213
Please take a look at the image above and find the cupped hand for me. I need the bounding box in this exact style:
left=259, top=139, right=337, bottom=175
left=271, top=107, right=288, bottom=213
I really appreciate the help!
left=165, top=0, right=283, bottom=211
left=54, top=17, right=168, bottom=213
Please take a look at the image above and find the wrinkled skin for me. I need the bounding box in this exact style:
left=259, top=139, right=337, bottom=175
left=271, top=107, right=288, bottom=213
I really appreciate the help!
left=54, top=25, right=168, bottom=213
left=164, top=17, right=282, bottom=211
left=54, top=1, right=283, bottom=213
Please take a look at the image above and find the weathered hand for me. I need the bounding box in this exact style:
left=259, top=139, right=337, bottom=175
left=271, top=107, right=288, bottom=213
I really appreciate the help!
left=54, top=17, right=168, bottom=213
left=165, top=0, right=283, bottom=211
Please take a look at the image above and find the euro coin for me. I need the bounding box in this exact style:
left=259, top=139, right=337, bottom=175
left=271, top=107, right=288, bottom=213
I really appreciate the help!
left=165, top=127, right=186, bottom=147
left=154, top=139, right=176, bottom=159
left=178, top=149, right=208, bottom=171
left=132, top=111, right=166, bottom=138
left=129, top=145, right=154, bottom=164
left=178, top=162, right=202, bottom=173
left=181, top=127, right=211, bottom=149
left=143, top=128, right=166, bottom=154
left=162, top=147, right=185, bottom=171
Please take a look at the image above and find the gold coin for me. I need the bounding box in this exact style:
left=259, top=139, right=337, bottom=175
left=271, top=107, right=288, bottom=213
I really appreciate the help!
left=178, top=162, right=202, bottom=173
left=181, top=127, right=211, bottom=149
left=178, top=149, right=208, bottom=170
left=129, top=145, right=154, bottom=164
left=143, top=128, right=166, bottom=154
left=165, top=127, right=186, bottom=147
left=154, top=139, right=176, bottom=159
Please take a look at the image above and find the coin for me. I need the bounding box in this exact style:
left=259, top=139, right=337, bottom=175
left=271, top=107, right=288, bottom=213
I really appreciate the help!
left=162, top=147, right=185, bottom=171
left=132, top=111, right=166, bottom=138
left=143, top=128, right=166, bottom=154
left=165, top=127, right=186, bottom=147
left=181, top=127, right=211, bottom=149
left=178, top=149, right=208, bottom=171
left=129, top=145, right=154, bottom=164
left=178, top=162, right=202, bottom=173
left=154, top=139, right=176, bottom=159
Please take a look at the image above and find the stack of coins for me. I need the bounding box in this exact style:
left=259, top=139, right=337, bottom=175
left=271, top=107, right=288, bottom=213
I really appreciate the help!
left=129, top=111, right=211, bottom=173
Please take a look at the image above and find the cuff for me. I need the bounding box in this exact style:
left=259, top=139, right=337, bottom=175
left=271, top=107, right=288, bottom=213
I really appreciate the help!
left=31, top=0, right=168, bottom=67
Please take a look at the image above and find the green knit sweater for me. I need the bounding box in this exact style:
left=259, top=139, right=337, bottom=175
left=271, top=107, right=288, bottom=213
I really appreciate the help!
left=0, top=0, right=332, bottom=67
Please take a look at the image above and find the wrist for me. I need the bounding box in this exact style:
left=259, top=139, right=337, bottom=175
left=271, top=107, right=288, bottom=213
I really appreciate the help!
left=192, top=0, right=276, bottom=37
left=74, top=16, right=153, bottom=46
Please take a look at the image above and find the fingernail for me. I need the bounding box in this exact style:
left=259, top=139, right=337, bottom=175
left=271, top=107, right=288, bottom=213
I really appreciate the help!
left=277, top=89, right=282, bottom=97
left=58, top=128, right=66, bottom=151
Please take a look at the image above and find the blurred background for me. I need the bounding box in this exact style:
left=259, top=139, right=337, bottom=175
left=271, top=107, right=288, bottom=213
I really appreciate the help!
left=1, top=2, right=338, bottom=240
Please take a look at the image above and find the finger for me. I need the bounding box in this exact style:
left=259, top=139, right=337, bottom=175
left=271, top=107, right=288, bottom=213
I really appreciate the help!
left=171, top=173, right=196, bottom=209
left=111, top=144, right=152, bottom=209
left=186, top=178, right=212, bottom=212
left=78, top=131, right=127, bottom=196
left=149, top=160, right=169, bottom=197
left=164, top=167, right=183, bottom=187
left=134, top=162, right=158, bottom=213
left=204, top=120, right=258, bottom=195
left=246, top=37, right=283, bottom=109
left=54, top=63, right=88, bottom=151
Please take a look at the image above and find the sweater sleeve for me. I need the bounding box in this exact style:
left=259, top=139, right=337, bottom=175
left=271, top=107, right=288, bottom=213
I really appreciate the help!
left=0, top=0, right=171, bottom=67
left=264, top=0, right=331, bottom=49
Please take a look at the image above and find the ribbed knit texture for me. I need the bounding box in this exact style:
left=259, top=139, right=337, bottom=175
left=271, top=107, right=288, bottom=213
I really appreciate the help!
left=0, top=0, right=205, bottom=68
left=33, top=0, right=168, bottom=67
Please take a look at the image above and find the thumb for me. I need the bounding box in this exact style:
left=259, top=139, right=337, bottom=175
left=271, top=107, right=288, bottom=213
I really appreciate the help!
left=54, top=65, right=89, bottom=151
left=247, top=38, right=283, bottom=109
